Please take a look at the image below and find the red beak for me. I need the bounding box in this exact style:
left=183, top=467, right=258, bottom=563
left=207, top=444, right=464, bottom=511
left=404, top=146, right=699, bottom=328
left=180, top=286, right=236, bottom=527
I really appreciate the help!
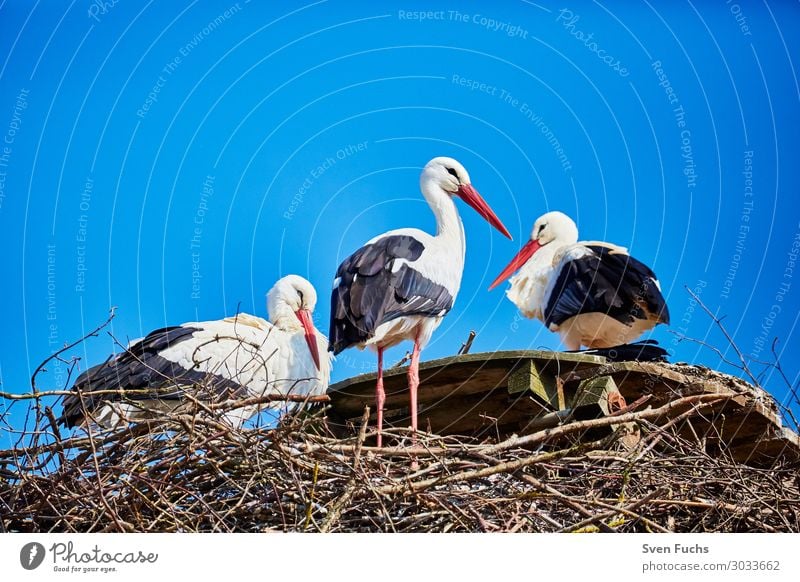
left=295, top=309, right=321, bottom=371
left=489, top=239, right=541, bottom=290
left=457, top=184, right=512, bottom=240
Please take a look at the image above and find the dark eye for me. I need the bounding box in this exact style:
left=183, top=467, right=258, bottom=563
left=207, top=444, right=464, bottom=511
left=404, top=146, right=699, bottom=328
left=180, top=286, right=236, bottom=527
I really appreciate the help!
left=297, top=289, right=304, bottom=302
left=538, top=224, right=546, bottom=234
left=446, top=167, right=459, bottom=181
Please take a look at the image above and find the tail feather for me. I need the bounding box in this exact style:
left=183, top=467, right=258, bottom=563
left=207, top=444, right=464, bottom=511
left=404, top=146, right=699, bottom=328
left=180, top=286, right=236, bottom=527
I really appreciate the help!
left=570, top=340, right=669, bottom=362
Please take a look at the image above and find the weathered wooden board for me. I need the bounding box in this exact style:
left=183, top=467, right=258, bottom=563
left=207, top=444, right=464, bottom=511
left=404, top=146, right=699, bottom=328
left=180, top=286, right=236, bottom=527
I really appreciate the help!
left=327, top=350, right=605, bottom=437
left=330, top=350, right=605, bottom=409
left=558, top=361, right=799, bottom=465
left=325, top=350, right=800, bottom=467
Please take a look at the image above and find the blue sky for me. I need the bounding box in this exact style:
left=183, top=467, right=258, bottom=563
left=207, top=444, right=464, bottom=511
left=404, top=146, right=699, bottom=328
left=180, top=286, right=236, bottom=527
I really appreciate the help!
left=1, top=0, right=798, bottom=434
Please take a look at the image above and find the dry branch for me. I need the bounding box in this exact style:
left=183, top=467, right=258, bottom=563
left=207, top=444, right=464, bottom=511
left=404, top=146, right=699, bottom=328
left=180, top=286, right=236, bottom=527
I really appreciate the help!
left=1, top=388, right=798, bottom=532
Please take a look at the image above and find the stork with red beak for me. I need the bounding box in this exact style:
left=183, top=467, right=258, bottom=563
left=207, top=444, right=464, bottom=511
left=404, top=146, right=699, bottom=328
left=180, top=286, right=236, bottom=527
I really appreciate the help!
left=59, top=275, right=330, bottom=429
left=490, top=211, right=669, bottom=351
left=330, top=157, right=511, bottom=446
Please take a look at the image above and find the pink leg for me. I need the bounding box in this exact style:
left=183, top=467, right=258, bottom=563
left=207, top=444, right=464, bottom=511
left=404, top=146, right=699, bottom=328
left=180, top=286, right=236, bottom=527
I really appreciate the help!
left=408, top=337, right=421, bottom=445
left=376, top=347, right=385, bottom=448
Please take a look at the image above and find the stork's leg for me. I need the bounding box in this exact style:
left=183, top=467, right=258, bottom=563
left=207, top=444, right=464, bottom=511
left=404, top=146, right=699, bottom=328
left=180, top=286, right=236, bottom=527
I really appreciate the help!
left=408, top=337, right=422, bottom=445
left=376, top=347, right=385, bottom=448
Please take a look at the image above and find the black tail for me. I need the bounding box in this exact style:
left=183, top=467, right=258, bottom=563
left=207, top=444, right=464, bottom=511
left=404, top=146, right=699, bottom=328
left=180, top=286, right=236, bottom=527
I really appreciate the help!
left=570, top=340, right=669, bottom=362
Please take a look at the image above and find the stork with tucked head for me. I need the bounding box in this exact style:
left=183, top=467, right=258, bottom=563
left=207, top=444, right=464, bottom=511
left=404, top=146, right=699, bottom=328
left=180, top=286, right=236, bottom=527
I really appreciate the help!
left=330, top=156, right=511, bottom=447
left=59, top=275, right=331, bottom=429
left=490, top=211, right=669, bottom=351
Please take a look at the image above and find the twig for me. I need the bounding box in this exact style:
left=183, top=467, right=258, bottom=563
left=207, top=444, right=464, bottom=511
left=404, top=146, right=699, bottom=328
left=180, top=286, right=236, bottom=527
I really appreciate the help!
left=458, top=331, right=477, bottom=355
left=320, top=407, right=370, bottom=532
left=30, top=308, right=117, bottom=395
left=392, top=352, right=411, bottom=368
left=684, top=286, right=759, bottom=387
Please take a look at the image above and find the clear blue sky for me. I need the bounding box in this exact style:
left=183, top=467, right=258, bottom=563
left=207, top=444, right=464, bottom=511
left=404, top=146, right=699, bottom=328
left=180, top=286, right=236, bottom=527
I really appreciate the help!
left=1, top=1, right=798, bottom=435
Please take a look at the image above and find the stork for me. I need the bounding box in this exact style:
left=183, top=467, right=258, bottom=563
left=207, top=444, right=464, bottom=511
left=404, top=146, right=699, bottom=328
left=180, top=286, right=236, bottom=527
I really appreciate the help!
left=490, top=211, right=669, bottom=353
left=329, top=157, right=511, bottom=446
left=59, top=275, right=330, bottom=429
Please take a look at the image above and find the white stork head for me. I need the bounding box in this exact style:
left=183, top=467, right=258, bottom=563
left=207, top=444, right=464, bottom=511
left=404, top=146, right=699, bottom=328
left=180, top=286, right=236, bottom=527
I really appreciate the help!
left=489, top=211, right=579, bottom=289
left=421, top=157, right=512, bottom=239
left=423, top=156, right=471, bottom=194
left=528, top=211, right=579, bottom=247
left=267, top=275, right=321, bottom=369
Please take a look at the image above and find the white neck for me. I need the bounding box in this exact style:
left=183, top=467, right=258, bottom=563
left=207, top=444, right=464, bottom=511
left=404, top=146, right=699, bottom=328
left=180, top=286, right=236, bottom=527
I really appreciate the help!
left=531, top=241, right=562, bottom=271
left=508, top=238, right=572, bottom=319
left=420, top=175, right=466, bottom=251
left=518, top=238, right=572, bottom=279
left=268, top=302, right=301, bottom=332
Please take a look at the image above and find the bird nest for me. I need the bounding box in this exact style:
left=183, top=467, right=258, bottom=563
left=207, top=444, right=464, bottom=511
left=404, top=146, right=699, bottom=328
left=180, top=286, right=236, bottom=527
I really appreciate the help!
left=1, top=390, right=799, bottom=533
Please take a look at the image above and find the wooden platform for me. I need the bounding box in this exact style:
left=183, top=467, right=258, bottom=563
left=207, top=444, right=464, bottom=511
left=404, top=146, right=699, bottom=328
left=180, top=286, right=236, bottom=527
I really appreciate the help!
left=327, top=350, right=800, bottom=467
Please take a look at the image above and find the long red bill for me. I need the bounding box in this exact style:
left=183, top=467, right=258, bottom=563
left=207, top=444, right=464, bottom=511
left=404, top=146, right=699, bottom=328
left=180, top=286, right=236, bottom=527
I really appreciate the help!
left=295, top=309, right=321, bottom=371
left=488, top=239, right=541, bottom=290
left=457, top=184, right=512, bottom=240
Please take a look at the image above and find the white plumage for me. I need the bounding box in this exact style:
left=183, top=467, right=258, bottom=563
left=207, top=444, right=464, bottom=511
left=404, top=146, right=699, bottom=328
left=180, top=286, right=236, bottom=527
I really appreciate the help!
left=491, top=211, right=670, bottom=350
left=329, top=157, right=511, bottom=446
left=59, top=275, right=330, bottom=429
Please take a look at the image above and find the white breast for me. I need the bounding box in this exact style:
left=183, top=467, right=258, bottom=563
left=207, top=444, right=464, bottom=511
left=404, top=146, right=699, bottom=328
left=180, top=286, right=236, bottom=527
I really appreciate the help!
left=157, top=315, right=330, bottom=424
left=506, top=243, right=562, bottom=321
left=370, top=228, right=465, bottom=298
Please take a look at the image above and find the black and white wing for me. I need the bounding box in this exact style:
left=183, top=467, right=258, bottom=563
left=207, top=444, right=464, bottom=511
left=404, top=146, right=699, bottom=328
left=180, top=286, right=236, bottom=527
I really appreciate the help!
left=543, top=243, right=670, bottom=329
left=58, top=317, right=279, bottom=428
left=329, top=234, right=454, bottom=354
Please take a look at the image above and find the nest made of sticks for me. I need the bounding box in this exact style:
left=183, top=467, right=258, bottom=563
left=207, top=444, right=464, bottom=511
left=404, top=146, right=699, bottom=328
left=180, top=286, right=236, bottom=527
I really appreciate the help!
left=1, top=391, right=799, bottom=533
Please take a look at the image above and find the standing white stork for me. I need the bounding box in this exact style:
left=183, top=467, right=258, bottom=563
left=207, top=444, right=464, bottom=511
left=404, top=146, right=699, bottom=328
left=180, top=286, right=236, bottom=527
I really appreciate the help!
left=329, top=157, right=511, bottom=446
left=490, top=211, right=669, bottom=353
left=59, top=275, right=331, bottom=429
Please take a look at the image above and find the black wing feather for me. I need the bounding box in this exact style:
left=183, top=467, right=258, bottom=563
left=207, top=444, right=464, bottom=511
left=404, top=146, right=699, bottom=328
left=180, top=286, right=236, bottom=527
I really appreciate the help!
left=329, top=235, right=454, bottom=354
left=58, top=325, right=244, bottom=428
left=544, top=245, right=670, bottom=328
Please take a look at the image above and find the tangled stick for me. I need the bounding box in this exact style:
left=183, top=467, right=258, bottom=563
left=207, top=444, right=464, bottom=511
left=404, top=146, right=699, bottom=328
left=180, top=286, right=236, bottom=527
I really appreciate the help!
left=1, top=389, right=798, bottom=533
